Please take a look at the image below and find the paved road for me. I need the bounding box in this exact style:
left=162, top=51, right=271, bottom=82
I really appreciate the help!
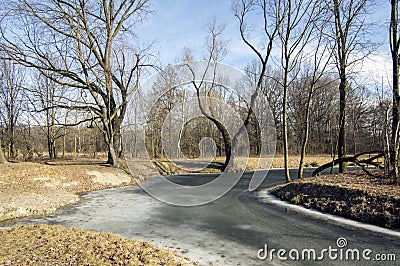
left=27, top=168, right=399, bottom=265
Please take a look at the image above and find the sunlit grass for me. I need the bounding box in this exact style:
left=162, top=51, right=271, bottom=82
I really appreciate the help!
left=0, top=224, right=195, bottom=265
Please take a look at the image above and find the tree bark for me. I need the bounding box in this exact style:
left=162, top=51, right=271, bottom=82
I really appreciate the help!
left=9, top=121, right=16, bottom=159
left=282, top=67, right=291, bottom=182
left=0, top=139, right=6, bottom=164
left=298, top=87, right=313, bottom=179
left=390, top=0, right=400, bottom=183
left=107, top=145, right=119, bottom=167
left=332, top=0, right=349, bottom=173
left=195, top=92, right=231, bottom=170
left=338, top=75, right=347, bottom=172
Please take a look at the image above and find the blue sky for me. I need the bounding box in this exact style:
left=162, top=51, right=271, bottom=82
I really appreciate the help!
left=136, top=0, right=254, bottom=67
left=136, top=0, right=392, bottom=82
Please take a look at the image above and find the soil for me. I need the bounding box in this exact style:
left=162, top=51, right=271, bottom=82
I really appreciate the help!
left=270, top=170, right=400, bottom=229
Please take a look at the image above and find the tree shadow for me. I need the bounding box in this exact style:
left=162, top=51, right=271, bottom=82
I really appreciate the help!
left=172, top=160, right=224, bottom=171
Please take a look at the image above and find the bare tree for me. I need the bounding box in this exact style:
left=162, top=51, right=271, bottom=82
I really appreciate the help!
left=232, top=0, right=282, bottom=174
left=0, top=0, right=151, bottom=167
left=390, top=0, right=400, bottom=183
left=29, top=72, right=67, bottom=159
left=0, top=56, right=24, bottom=159
left=187, top=20, right=234, bottom=169
left=325, top=0, right=375, bottom=172
left=275, top=0, right=319, bottom=182
left=150, top=64, right=185, bottom=159
left=297, top=23, right=334, bottom=178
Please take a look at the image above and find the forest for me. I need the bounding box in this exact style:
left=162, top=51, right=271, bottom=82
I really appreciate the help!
left=0, top=0, right=399, bottom=184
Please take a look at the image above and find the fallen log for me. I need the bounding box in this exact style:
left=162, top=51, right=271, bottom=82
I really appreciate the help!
left=312, top=151, right=384, bottom=177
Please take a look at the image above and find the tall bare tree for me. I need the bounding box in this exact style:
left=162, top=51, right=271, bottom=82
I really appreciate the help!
left=390, top=0, right=400, bottom=183
left=297, top=23, right=334, bottom=179
left=0, top=56, right=24, bottom=159
left=30, top=72, right=67, bottom=159
left=188, top=20, right=234, bottom=170
left=275, top=0, right=319, bottom=182
left=0, top=0, right=150, bottom=166
left=325, top=0, right=374, bottom=172
left=232, top=0, right=282, bottom=174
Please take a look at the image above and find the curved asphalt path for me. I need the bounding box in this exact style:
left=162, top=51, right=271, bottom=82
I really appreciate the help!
left=24, top=168, right=399, bottom=265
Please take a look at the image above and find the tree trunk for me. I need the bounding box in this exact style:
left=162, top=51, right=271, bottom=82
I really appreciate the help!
left=0, top=139, right=6, bottom=163
left=312, top=151, right=384, bottom=177
left=210, top=118, right=231, bottom=170
left=114, top=131, right=123, bottom=158
left=391, top=0, right=400, bottom=183
left=298, top=87, right=314, bottom=179
left=338, top=76, right=347, bottom=173
left=283, top=88, right=291, bottom=182
left=9, top=123, right=16, bottom=159
left=106, top=136, right=119, bottom=167
left=105, top=116, right=123, bottom=166
left=47, top=126, right=54, bottom=159
left=62, top=125, right=66, bottom=159
left=283, top=60, right=291, bottom=182
left=107, top=146, right=119, bottom=167
left=195, top=88, right=231, bottom=170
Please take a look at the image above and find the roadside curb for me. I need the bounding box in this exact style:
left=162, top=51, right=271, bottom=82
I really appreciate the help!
left=254, top=186, right=400, bottom=239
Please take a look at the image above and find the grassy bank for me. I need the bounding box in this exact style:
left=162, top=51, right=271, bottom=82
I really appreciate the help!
left=270, top=171, right=400, bottom=229
left=0, top=160, right=196, bottom=265
left=0, top=161, right=135, bottom=221
left=0, top=224, right=195, bottom=265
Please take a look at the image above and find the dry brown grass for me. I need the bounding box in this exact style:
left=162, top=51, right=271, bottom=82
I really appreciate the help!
left=149, top=154, right=335, bottom=175
left=269, top=154, right=333, bottom=168
left=0, top=224, right=195, bottom=265
left=271, top=170, right=400, bottom=229
left=215, top=154, right=334, bottom=170
left=0, top=161, right=135, bottom=221
left=0, top=160, right=196, bottom=265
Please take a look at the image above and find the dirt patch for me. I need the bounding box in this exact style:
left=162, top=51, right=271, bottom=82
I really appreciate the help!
left=0, top=162, right=135, bottom=222
left=88, top=170, right=132, bottom=186
left=270, top=171, right=400, bottom=229
left=0, top=224, right=196, bottom=265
